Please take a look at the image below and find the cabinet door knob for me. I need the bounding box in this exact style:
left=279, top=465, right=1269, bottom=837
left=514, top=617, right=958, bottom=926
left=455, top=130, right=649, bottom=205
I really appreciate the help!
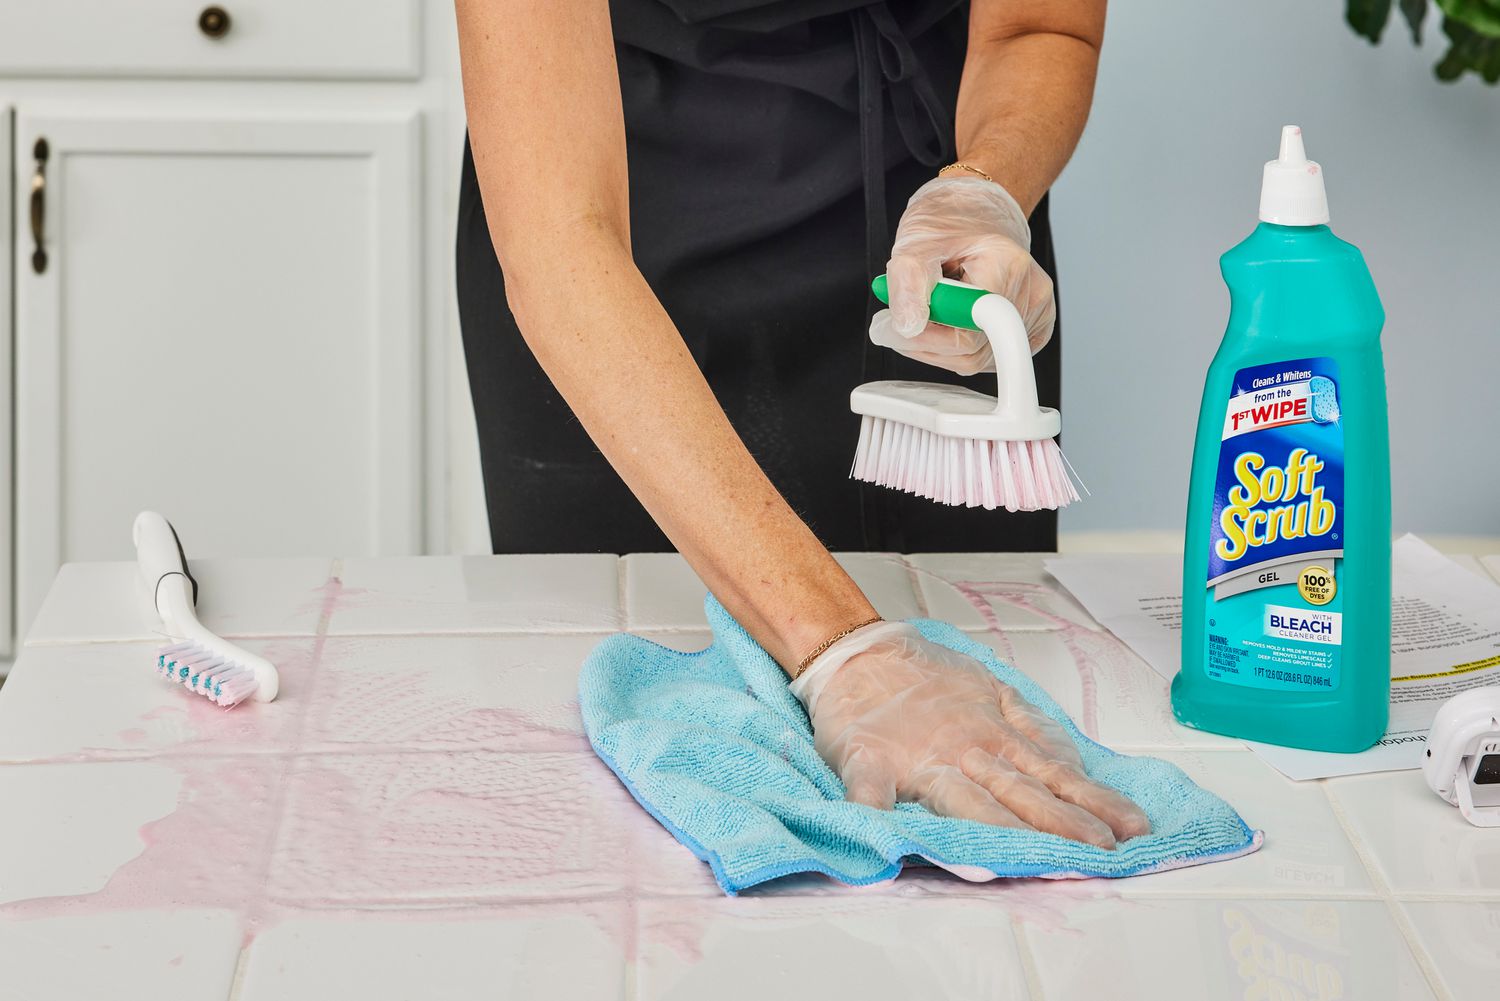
left=30, top=138, right=48, bottom=275
left=198, top=6, right=232, bottom=39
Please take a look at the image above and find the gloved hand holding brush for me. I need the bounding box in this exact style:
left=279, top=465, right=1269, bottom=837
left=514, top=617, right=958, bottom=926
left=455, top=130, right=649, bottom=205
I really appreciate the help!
left=870, top=176, right=1057, bottom=375
left=793, top=621, right=1150, bottom=848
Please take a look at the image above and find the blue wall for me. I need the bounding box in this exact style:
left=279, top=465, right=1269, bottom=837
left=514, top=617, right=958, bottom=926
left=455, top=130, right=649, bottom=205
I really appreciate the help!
left=1053, top=2, right=1499, bottom=536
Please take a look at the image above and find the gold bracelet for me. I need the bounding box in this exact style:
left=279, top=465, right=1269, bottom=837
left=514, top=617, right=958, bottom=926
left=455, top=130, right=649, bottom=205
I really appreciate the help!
left=939, top=161, right=994, bottom=183
left=792, top=615, right=884, bottom=679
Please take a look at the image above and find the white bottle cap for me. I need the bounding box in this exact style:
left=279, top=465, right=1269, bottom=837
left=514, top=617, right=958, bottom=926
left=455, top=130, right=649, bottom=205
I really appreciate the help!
left=1258, top=125, right=1330, bottom=226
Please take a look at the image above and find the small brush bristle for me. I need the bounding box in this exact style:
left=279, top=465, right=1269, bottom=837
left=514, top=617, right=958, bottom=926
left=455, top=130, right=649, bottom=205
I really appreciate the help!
left=850, top=415, right=1082, bottom=511
left=156, top=641, right=259, bottom=708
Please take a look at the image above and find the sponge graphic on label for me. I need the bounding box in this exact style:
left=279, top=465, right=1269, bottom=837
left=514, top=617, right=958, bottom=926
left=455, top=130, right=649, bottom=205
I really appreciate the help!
left=1309, top=376, right=1340, bottom=424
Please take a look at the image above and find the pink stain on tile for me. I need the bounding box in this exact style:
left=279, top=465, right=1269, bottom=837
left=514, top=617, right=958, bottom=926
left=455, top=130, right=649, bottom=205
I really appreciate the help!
left=0, top=575, right=350, bottom=942
left=0, top=748, right=694, bottom=956
left=422, top=706, right=590, bottom=753
left=2, top=559, right=1101, bottom=968
left=304, top=659, right=589, bottom=754
left=292, top=577, right=369, bottom=620
left=269, top=751, right=638, bottom=904
left=82, top=638, right=320, bottom=759
left=0, top=757, right=284, bottom=937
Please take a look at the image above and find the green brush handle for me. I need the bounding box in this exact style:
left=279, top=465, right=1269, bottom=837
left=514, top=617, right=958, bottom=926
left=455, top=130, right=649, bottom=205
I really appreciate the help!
left=869, top=273, right=1044, bottom=423
left=870, top=274, right=987, bottom=331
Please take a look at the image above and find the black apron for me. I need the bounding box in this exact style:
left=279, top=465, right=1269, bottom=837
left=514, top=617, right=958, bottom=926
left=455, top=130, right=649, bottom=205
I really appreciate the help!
left=456, top=0, right=1062, bottom=554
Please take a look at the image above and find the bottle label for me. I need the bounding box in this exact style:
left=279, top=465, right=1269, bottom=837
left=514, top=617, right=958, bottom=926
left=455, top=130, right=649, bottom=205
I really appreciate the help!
left=1203, top=357, right=1345, bottom=692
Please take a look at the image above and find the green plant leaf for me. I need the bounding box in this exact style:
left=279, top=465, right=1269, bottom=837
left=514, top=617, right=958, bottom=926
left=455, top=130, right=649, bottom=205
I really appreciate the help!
left=1347, top=0, right=1394, bottom=41
left=1346, top=0, right=1500, bottom=81
left=1436, top=0, right=1500, bottom=36
left=1436, top=14, right=1500, bottom=80
left=1400, top=0, right=1429, bottom=42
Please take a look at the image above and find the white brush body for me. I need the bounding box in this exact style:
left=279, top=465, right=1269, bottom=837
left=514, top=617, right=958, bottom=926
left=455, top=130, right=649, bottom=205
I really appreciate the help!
left=134, top=511, right=279, bottom=707
left=851, top=288, right=1081, bottom=511
left=849, top=380, right=1060, bottom=441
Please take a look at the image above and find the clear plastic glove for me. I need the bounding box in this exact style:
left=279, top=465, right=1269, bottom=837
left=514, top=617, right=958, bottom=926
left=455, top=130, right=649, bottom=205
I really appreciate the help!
left=870, top=176, right=1057, bottom=375
left=792, top=621, right=1150, bottom=848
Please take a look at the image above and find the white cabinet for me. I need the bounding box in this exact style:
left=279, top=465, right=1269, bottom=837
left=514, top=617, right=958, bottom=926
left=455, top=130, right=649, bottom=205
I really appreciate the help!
left=0, top=1, right=474, bottom=657
left=13, top=110, right=425, bottom=634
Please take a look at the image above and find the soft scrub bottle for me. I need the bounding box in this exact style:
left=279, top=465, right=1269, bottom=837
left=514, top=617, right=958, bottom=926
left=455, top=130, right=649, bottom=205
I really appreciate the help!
left=1172, top=126, right=1390, bottom=752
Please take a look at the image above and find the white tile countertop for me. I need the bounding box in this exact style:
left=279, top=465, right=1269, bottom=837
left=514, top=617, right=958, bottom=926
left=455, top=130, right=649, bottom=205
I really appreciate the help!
left=2, top=553, right=1497, bottom=1000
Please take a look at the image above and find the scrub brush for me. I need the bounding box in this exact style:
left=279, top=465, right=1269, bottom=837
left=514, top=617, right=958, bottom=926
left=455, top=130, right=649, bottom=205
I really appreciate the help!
left=851, top=275, right=1082, bottom=511
left=134, top=510, right=279, bottom=707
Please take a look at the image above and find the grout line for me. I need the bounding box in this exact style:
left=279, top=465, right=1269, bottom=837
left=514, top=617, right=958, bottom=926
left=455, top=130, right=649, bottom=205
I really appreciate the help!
left=260, top=890, right=720, bottom=911
left=623, top=903, right=641, bottom=1001
left=1106, top=744, right=1252, bottom=754
left=1320, top=782, right=1453, bottom=1001
left=227, top=886, right=1458, bottom=914
left=22, top=626, right=635, bottom=648
left=0, top=741, right=603, bottom=774
left=238, top=563, right=346, bottom=960
left=1009, top=915, right=1046, bottom=1001
left=616, top=556, right=629, bottom=631
left=898, top=555, right=931, bottom=618
left=1111, top=886, right=1385, bottom=901
left=225, top=942, right=252, bottom=1001
left=296, top=626, right=622, bottom=638
left=0, top=742, right=600, bottom=768
left=23, top=633, right=319, bottom=648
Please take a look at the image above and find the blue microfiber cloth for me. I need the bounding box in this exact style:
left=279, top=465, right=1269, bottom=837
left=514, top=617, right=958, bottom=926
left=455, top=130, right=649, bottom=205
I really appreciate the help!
left=579, top=596, right=1261, bottom=896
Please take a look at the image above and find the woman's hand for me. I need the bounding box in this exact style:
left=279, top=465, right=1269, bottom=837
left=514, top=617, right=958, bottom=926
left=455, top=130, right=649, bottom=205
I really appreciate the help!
left=794, top=622, right=1150, bottom=848
left=870, top=176, right=1056, bottom=375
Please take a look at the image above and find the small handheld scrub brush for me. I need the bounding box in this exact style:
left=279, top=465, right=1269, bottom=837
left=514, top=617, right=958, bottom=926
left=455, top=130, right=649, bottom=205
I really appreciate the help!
left=851, top=275, right=1082, bottom=511
left=134, top=510, right=279, bottom=707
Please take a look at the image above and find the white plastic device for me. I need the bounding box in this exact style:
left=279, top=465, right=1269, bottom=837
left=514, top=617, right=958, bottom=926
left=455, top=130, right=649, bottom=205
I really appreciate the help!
left=134, top=510, right=279, bottom=705
left=1422, top=687, right=1500, bottom=827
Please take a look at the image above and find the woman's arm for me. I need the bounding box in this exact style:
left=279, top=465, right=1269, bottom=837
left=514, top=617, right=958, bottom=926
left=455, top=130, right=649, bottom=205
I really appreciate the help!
left=454, top=0, right=875, bottom=671
left=870, top=0, right=1105, bottom=367
left=954, top=0, right=1108, bottom=213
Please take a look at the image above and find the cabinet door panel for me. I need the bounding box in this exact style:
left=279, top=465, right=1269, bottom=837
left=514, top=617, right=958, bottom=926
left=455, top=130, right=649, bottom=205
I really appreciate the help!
left=15, top=112, right=421, bottom=637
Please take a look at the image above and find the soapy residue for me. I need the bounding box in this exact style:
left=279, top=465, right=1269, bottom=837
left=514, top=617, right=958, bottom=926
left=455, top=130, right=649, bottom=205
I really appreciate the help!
left=2, top=558, right=1142, bottom=963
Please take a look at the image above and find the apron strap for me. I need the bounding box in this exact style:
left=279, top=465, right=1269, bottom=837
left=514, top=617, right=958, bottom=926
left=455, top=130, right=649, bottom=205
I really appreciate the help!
left=851, top=2, right=955, bottom=548
left=851, top=2, right=954, bottom=362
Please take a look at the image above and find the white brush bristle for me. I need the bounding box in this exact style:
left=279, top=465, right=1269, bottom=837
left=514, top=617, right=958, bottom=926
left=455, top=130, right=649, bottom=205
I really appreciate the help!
left=850, top=414, right=1082, bottom=511
left=156, top=641, right=260, bottom=708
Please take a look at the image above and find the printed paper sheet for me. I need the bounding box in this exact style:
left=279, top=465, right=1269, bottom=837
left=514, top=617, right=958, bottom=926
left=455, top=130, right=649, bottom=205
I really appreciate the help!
left=1044, top=535, right=1500, bottom=779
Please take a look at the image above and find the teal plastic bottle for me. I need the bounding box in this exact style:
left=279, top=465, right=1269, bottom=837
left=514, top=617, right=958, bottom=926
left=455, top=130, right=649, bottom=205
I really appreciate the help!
left=1172, top=127, right=1391, bottom=752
